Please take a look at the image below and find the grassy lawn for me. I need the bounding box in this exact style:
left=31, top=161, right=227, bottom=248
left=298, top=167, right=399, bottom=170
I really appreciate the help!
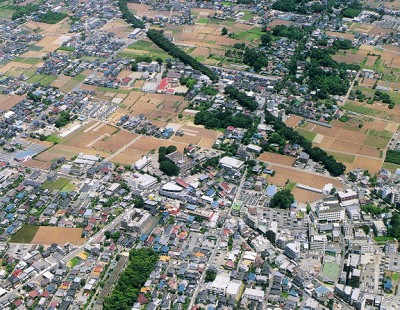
left=364, top=135, right=390, bottom=149
left=0, top=7, right=15, bottom=19
left=128, top=40, right=153, bottom=50
left=42, top=177, right=71, bottom=190
left=232, top=27, right=264, bottom=41
left=13, top=57, right=41, bottom=65
left=374, top=236, right=394, bottom=244
left=392, top=272, right=399, bottom=281
left=241, top=11, right=254, bottom=21
left=343, top=103, right=380, bottom=116
left=96, top=86, right=131, bottom=94
left=69, top=257, right=80, bottom=268
left=222, top=19, right=236, bottom=26
left=9, top=225, right=39, bottom=243
left=117, top=48, right=169, bottom=61
left=197, top=17, right=209, bottom=24
left=28, top=45, right=44, bottom=51
left=327, top=151, right=356, bottom=164
left=22, top=57, right=42, bottom=65
left=286, top=181, right=296, bottom=191
left=382, top=162, right=399, bottom=172
left=281, top=292, right=289, bottom=299
left=296, top=128, right=316, bottom=142
left=45, top=134, right=63, bottom=144
left=27, top=74, right=57, bottom=86
left=60, top=183, right=75, bottom=192
left=221, top=1, right=234, bottom=5
left=366, top=129, right=393, bottom=139
left=72, top=74, right=86, bottom=82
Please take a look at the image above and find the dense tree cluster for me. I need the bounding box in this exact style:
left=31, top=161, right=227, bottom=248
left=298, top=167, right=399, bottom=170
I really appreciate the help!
left=270, top=189, right=295, bottom=209
left=158, top=146, right=180, bottom=176
left=194, top=110, right=254, bottom=130
left=224, top=86, right=258, bottom=111
left=39, top=11, right=67, bottom=24
left=374, top=90, right=393, bottom=105
left=385, top=150, right=400, bottom=165
left=388, top=213, right=400, bottom=239
left=243, top=48, right=268, bottom=72
left=272, top=25, right=305, bottom=41
left=12, top=3, right=39, bottom=20
left=272, top=0, right=325, bottom=13
left=205, top=270, right=217, bottom=282
left=55, top=111, right=72, bottom=128
left=103, top=248, right=158, bottom=310
left=341, top=1, right=362, bottom=18
left=117, top=0, right=144, bottom=28
left=360, top=204, right=384, bottom=215
left=147, top=29, right=219, bottom=81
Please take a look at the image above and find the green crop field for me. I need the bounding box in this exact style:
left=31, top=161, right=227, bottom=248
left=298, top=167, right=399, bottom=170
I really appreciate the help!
left=9, top=225, right=39, bottom=243
left=343, top=103, right=380, bottom=116
left=42, top=177, right=71, bottom=190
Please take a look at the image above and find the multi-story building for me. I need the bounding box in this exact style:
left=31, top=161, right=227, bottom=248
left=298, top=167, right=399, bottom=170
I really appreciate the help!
left=284, top=242, right=301, bottom=261
left=316, top=204, right=345, bottom=223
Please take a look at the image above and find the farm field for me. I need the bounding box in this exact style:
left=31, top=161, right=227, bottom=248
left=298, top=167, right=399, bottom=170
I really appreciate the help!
left=31, top=227, right=85, bottom=245
left=113, top=91, right=189, bottom=124
left=9, top=225, right=39, bottom=243
left=289, top=115, right=397, bottom=173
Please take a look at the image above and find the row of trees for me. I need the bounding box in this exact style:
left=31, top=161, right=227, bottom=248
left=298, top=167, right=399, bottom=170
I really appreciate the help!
left=226, top=88, right=346, bottom=176
left=103, top=248, right=158, bottom=310
left=194, top=109, right=254, bottom=130
left=264, top=110, right=346, bottom=176
left=147, top=29, right=219, bottom=81
left=117, top=0, right=144, bottom=28
left=158, top=145, right=180, bottom=176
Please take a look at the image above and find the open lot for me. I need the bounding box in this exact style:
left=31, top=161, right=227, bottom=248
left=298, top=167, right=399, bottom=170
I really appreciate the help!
left=31, top=227, right=85, bottom=245
left=0, top=94, right=24, bottom=110
left=292, top=187, right=323, bottom=204
left=268, top=164, right=343, bottom=190
left=258, top=152, right=296, bottom=166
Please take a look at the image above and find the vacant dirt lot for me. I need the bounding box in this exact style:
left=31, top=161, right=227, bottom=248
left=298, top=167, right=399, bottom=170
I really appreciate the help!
left=292, top=187, right=323, bottom=204
left=268, top=165, right=343, bottom=189
left=31, top=227, right=85, bottom=245
left=350, top=156, right=384, bottom=174
left=132, top=136, right=187, bottom=152
left=285, top=115, right=303, bottom=128
left=0, top=94, right=24, bottom=110
left=93, top=130, right=138, bottom=153
left=259, top=153, right=296, bottom=166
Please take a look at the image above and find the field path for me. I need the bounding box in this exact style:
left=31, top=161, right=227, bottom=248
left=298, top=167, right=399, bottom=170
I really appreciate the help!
left=104, top=135, right=142, bottom=161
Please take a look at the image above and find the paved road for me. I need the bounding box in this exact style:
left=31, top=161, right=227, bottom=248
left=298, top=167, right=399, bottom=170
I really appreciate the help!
left=340, top=70, right=361, bottom=107
left=188, top=173, right=246, bottom=309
